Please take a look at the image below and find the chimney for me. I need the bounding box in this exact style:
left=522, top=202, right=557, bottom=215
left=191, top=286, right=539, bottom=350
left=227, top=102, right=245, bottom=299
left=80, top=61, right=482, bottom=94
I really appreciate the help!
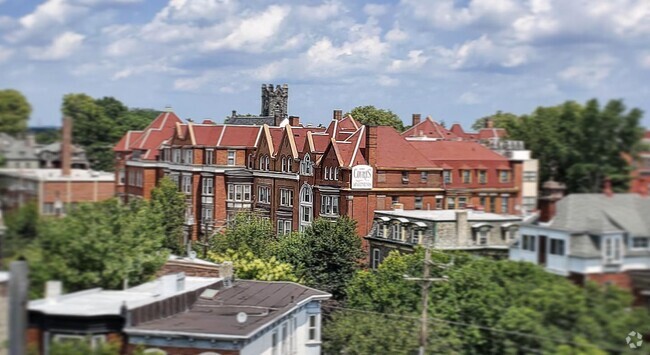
left=26, top=133, right=36, bottom=147
left=412, top=114, right=421, bottom=126
left=538, top=179, right=566, bottom=222
left=333, top=109, right=342, bottom=121
left=456, top=211, right=469, bottom=246
left=289, top=116, right=300, bottom=126
left=45, top=280, right=63, bottom=301
left=61, top=116, right=72, bottom=177
left=231, top=110, right=237, bottom=117
left=485, top=118, right=494, bottom=129
left=603, top=177, right=613, bottom=197
left=366, top=125, right=378, bottom=167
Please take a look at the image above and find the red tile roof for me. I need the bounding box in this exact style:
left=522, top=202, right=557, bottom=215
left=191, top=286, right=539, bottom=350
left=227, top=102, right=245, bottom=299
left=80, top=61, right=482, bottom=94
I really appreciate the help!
left=477, top=128, right=507, bottom=140
left=309, top=133, right=331, bottom=153
left=191, top=124, right=224, bottom=146
left=408, top=140, right=509, bottom=162
left=375, top=126, right=436, bottom=169
left=217, top=126, right=262, bottom=148
left=403, top=117, right=457, bottom=140
left=127, top=111, right=182, bottom=160
left=113, top=130, right=143, bottom=152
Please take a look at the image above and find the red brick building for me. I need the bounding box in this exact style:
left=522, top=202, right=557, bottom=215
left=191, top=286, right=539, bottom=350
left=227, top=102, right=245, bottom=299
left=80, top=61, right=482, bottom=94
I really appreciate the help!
left=630, top=130, right=650, bottom=195
left=116, top=109, right=526, bottom=242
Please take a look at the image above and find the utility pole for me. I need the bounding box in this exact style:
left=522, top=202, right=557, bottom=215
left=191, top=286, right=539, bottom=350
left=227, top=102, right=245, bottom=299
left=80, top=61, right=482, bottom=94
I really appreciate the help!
left=404, top=227, right=449, bottom=355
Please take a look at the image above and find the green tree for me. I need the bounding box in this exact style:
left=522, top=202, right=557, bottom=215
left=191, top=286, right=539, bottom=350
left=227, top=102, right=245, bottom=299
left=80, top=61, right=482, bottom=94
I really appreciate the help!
left=210, top=212, right=276, bottom=258
left=327, top=249, right=649, bottom=354
left=275, top=217, right=364, bottom=299
left=61, top=94, right=160, bottom=171
left=349, top=105, right=405, bottom=131
left=0, top=89, right=31, bottom=135
left=2, top=202, right=40, bottom=265
left=207, top=250, right=298, bottom=282
left=150, top=176, right=186, bottom=254
left=38, top=340, right=121, bottom=355
left=26, top=198, right=168, bottom=297
left=472, top=99, right=645, bottom=192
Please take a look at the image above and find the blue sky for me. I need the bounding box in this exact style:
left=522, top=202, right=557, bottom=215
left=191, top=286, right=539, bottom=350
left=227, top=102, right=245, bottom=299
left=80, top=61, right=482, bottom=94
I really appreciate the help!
left=1, top=0, right=650, bottom=128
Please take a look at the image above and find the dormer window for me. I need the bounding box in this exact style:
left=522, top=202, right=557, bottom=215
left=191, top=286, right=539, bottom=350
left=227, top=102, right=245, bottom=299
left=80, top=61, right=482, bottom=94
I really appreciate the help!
left=402, top=171, right=409, bottom=184
left=281, top=156, right=286, bottom=172
left=603, top=235, right=623, bottom=264
left=301, top=154, right=313, bottom=175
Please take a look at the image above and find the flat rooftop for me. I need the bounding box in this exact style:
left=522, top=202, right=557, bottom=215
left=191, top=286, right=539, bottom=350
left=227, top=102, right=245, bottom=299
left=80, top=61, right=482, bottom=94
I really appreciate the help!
left=126, top=280, right=331, bottom=339
left=29, top=275, right=221, bottom=317
left=0, top=168, right=114, bottom=182
left=376, top=209, right=522, bottom=222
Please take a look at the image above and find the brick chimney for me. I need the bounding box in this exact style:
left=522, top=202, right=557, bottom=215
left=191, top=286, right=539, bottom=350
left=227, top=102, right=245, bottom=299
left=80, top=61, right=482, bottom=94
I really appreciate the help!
left=366, top=125, right=378, bottom=167
left=61, top=116, right=72, bottom=177
left=412, top=114, right=421, bottom=126
left=456, top=211, right=469, bottom=246
left=603, top=177, right=613, bottom=197
left=538, top=179, right=566, bottom=222
left=333, top=109, right=342, bottom=121
left=289, top=116, right=300, bottom=126
left=485, top=118, right=494, bottom=129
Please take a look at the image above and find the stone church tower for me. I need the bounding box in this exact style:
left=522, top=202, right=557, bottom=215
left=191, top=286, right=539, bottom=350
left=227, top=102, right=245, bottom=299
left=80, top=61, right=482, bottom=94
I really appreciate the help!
left=261, top=84, right=288, bottom=121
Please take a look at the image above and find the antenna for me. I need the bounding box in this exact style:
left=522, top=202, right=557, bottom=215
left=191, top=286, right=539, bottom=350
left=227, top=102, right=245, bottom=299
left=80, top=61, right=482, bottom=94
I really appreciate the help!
left=236, top=312, right=248, bottom=324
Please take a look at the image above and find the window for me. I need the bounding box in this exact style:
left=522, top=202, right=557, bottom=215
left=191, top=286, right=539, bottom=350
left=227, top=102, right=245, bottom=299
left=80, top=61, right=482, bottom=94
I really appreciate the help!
left=447, top=197, right=456, bottom=209
left=458, top=196, right=467, bottom=209
left=281, top=322, right=289, bottom=355
left=603, top=236, right=622, bottom=264
left=228, top=184, right=251, bottom=202
left=333, top=167, right=339, bottom=180
left=501, top=196, right=509, bottom=213
left=285, top=158, right=292, bottom=173
left=415, top=196, right=423, bottom=210
left=280, top=188, right=294, bottom=207
left=522, top=197, right=536, bottom=212
left=479, top=196, right=486, bottom=209
left=478, top=170, right=487, bottom=184
left=307, top=314, right=320, bottom=342
left=549, top=239, right=565, bottom=256
left=202, top=177, right=213, bottom=195
left=52, top=334, right=107, bottom=350
left=390, top=223, right=401, bottom=240
left=391, top=196, right=399, bottom=205
left=281, top=157, right=286, bottom=172
left=522, top=235, right=536, bottom=251
left=258, top=186, right=271, bottom=204
left=301, top=154, right=313, bottom=175
left=224, top=150, right=235, bottom=165
left=489, top=196, right=496, bottom=213
left=205, top=149, right=214, bottom=165
left=420, top=171, right=428, bottom=183
left=523, top=170, right=537, bottom=182
left=324, top=166, right=330, bottom=180
left=435, top=196, right=443, bottom=210
left=402, top=171, right=409, bottom=183
left=499, top=170, right=510, bottom=183
left=462, top=170, right=471, bottom=183
left=248, top=154, right=254, bottom=169
left=410, top=228, right=421, bottom=244
left=272, top=330, right=278, bottom=355
left=183, top=149, right=193, bottom=164
left=372, top=249, right=381, bottom=269
left=182, top=175, right=192, bottom=194
left=475, top=230, right=488, bottom=245
left=201, top=205, right=213, bottom=224
left=170, top=174, right=180, bottom=188
left=118, top=169, right=125, bottom=185
left=172, top=149, right=181, bottom=163
left=277, top=219, right=292, bottom=235
left=320, top=195, right=339, bottom=216
left=443, top=170, right=452, bottom=184
left=632, top=237, right=650, bottom=249
left=300, top=184, right=313, bottom=229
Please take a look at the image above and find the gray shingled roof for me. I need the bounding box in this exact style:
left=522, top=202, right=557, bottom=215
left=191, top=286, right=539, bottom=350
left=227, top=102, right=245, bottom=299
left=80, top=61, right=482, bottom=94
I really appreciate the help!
left=223, top=116, right=276, bottom=126
left=551, top=194, right=650, bottom=236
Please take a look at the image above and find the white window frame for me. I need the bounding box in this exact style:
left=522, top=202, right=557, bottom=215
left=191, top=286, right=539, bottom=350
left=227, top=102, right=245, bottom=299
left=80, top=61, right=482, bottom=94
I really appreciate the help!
left=301, top=154, right=313, bottom=175
left=443, top=170, right=452, bottom=184
left=205, top=149, right=214, bottom=165
left=258, top=186, right=271, bottom=204
left=307, top=314, right=320, bottom=343
left=631, top=236, right=650, bottom=250
left=172, top=149, right=181, bottom=163
left=372, top=249, right=381, bottom=269
left=202, top=177, right=213, bottom=195
left=183, top=149, right=193, bottom=164
left=227, top=150, right=236, bottom=166
left=320, top=195, right=339, bottom=216
left=549, top=238, right=565, bottom=256
left=446, top=197, right=456, bottom=209
left=299, top=184, right=313, bottom=230
left=280, top=188, right=294, bottom=207
left=499, top=170, right=510, bottom=183
left=603, top=235, right=623, bottom=264
left=182, top=175, right=192, bottom=194
left=118, top=169, right=125, bottom=185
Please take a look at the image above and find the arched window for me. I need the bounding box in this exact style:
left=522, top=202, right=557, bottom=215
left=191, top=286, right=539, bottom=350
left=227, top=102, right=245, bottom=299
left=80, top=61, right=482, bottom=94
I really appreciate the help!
left=301, top=154, right=312, bottom=175
left=299, top=184, right=313, bottom=231
left=281, top=156, right=286, bottom=172
left=333, top=167, right=339, bottom=180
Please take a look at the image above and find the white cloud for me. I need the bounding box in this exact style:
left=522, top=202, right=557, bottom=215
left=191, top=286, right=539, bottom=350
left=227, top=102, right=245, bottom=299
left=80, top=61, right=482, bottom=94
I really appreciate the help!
left=377, top=75, right=398, bottom=86
left=112, top=61, right=184, bottom=80
left=402, top=0, right=522, bottom=30
left=640, top=53, right=650, bottom=69
left=389, top=50, right=428, bottom=72
left=558, top=56, right=615, bottom=87
left=153, top=0, right=237, bottom=22
left=458, top=91, right=482, bottom=105
left=385, top=23, right=408, bottom=42
left=364, top=4, right=388, bottom=17
left=295, top=1, right=343, bottom=22
left=27, top=31, right=85, bottom=60
left=8, top=0, right=87, bottom=42
left=451, top=35, right=531, bottom=69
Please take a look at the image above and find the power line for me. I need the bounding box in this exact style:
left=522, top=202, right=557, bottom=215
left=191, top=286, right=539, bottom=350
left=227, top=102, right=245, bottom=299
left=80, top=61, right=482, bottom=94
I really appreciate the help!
left=322, top=305, right=621, bottom=353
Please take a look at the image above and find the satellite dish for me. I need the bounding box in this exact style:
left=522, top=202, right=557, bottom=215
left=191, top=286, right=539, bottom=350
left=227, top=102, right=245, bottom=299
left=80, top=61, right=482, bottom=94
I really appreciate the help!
left=236, top=312, right=248, bottom=324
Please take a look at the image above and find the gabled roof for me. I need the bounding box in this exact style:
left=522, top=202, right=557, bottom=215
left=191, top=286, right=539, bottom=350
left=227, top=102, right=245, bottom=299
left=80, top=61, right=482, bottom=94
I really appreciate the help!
left=114, top=131, right=143, bottom=152
left=217, top=125, right=262, bottom=148
left=123, top=111, right=182, bottom=160
left=449, top=124, right=478, bottom=140
left=308, top=132, right=331, bottom=154
left=402, top=117, right=457, bottom=140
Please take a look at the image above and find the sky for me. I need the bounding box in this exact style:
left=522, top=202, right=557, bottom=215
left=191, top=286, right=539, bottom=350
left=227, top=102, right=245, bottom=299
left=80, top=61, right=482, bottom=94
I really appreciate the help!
left=1, top=0, right=650, bottom=128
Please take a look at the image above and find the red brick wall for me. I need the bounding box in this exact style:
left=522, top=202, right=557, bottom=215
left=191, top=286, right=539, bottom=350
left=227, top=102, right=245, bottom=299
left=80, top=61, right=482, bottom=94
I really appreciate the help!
left=43, top=181, right=115, bottom=204
left=587, top=272, right=633, bottom=290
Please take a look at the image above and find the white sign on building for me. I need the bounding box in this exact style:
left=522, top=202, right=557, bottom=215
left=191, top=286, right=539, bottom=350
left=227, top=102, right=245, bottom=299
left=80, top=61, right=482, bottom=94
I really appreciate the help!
left=351, top=165, right=373, bottom=190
